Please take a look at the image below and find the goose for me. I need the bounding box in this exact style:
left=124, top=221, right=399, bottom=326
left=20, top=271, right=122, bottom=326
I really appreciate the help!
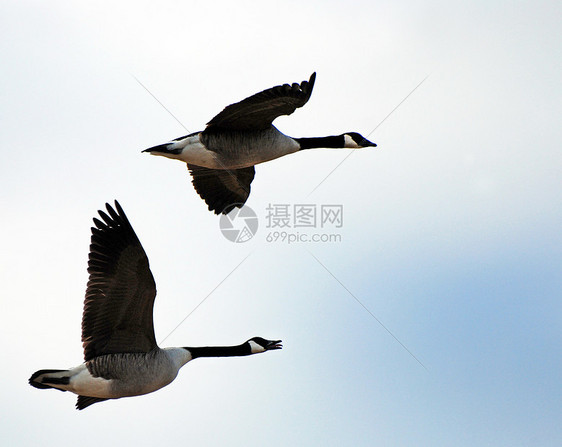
left=143, top=72, right=377, bottom=214
left=28, top=201, right=281, bottom=410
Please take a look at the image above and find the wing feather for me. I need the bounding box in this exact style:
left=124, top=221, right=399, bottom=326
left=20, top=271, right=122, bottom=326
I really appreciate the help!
left=76, top=395, right=108, bottom=410
left=187, top=164, right=255, bottom=214
left=206, top=73, right=316, bottom=131
left=82, top=201, right=157, bottom=361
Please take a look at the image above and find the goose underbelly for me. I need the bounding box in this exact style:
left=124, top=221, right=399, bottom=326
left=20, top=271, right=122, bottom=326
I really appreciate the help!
left=71, top=352, right=181, bottom=398
left=201, top=127, right=300, bottom=169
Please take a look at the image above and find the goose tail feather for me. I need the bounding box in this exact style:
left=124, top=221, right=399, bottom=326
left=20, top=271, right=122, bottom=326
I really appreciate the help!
left=29, top=369, right=70, bottom=391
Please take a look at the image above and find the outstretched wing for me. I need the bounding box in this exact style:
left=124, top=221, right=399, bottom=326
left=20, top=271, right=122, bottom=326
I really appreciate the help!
left=206, top=73, right=316, bottom=131
left=82, top=201, right=157, bottom=361
left=188, top=164, right=255, bottom=214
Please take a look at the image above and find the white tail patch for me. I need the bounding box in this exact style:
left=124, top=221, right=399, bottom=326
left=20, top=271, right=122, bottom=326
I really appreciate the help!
left=30, top=365, right=114, bottom=397
left=163, top=134, right=220, bottom=168
left=68, top=365, right=113, bottom=398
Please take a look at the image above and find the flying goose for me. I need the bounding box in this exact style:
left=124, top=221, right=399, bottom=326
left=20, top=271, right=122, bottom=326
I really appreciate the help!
left=29, top=201, right=281, bottom=410
left=143, top=72, right=377, bottom=214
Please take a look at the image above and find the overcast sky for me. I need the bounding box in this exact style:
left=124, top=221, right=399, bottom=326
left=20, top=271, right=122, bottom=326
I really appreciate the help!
left=1, top=1, right=560, bottom=446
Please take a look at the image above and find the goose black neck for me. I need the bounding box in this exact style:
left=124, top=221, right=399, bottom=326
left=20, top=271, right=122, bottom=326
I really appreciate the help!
left=184, top=343, right=251, bottom=359
left=295, top=135, right=345, bottom=150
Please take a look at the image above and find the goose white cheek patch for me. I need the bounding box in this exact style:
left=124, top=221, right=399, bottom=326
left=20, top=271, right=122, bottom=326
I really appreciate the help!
left=343, top=134, right=361, bottom=148
left=248, top=340, right=265, bottom=354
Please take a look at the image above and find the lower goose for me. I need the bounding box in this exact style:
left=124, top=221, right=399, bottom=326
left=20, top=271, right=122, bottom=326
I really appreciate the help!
left=29, top=201, right=281, bottom=410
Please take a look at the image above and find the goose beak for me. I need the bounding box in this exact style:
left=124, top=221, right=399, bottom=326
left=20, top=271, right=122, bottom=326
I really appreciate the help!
left=266, top=340, right=283, bottom=350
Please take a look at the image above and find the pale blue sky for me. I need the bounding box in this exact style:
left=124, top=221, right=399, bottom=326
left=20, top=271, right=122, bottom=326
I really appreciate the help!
left=1, top=1, right=560, bottom=446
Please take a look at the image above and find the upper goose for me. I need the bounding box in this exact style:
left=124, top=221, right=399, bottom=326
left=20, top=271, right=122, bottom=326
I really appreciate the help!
left=29, top=201, right=281, bottom=410
left=143, top=72, right=377, bottom=214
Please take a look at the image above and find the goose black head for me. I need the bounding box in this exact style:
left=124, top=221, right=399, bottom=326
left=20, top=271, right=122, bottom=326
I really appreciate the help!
left=247, top=337, right=283, bottom=353
left=343, top=132, right=377, bottom=148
